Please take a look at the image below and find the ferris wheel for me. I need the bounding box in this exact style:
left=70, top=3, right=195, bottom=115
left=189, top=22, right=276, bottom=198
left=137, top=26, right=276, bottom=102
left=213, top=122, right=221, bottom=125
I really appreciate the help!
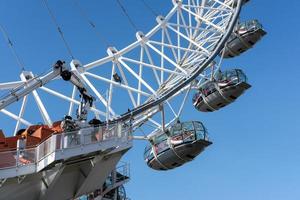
left=0, top=0, right=266, bottom=199
left=0, top=0, right=242, bottom=135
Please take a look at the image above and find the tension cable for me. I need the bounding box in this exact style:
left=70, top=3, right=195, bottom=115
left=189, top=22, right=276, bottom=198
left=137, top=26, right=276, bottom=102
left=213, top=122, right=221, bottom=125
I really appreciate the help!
left=0, top=23, right=25, bottom=71
left=73, top=0, right=111, bottom=48
left=42, top=0, right=75, bottom=59
left=115, top=0, right=139, bottom=32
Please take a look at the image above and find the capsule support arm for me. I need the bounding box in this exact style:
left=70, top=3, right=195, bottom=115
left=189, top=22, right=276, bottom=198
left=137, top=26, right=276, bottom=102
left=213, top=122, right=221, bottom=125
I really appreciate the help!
left=0, top=61, right=65, bottom=111
left=60, top=64, right=94, bottom=120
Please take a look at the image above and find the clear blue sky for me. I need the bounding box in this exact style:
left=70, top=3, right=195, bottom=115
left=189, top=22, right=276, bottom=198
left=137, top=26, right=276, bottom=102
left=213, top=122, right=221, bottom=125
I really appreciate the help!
left=0, top=0, right=300, bottom=200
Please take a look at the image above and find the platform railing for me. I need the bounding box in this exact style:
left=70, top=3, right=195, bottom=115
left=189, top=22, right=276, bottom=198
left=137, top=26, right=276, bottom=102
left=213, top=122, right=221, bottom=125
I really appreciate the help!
left=116, top=162, right=130, bottom=182
left=0, top=148, right=37, bottom=170
left=0, top=122, right=131, bottom=171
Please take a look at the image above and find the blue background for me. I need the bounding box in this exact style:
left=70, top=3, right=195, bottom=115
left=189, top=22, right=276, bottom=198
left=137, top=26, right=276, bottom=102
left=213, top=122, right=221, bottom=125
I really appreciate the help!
left=0, top=0, right=299, bottom=199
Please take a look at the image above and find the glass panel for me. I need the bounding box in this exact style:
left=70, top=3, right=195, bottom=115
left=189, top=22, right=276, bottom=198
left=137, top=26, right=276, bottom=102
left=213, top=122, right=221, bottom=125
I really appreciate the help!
left=63, top=131, right=81, bottom=148
left=238, top=20, right=263, bottom=32
left=19, top=148, right=36, bottom=166
left=193, top=93, right=200, bottom=103
left=170, top=123, right=182, bottom=136
left=182, top=131, right=195, bottom=142
left=248, top=20, right=262, bottom=29
left=155, top=140, right=169, bottom=154
left=193, top=121, right=204, bottom=131
left=193, top=92, right=204, bottom=105
left=223, top=70, right=237, bottom=84
left=153, top=134, right=167, bottom=144
left=148, top=150, right=154, bottom=160
left=214, top=71, right=224, bottom=81
left=201, top=82, right=217, bottom=97
left=0, top=124, right=128, bottom=170
left=193, top=122, right=207, bottom=140
left=236, top=69, right=247, bottom=82
left=217, top=69, right=248, bottom=85
left=196, top=130, right=204, bottom=140
left=144, top=146, right=153, bottom=160
left=239, top=24, right=246, bottom=31
left=145, top=149, right=154, bottom=160
left=0, top=150, right=17, bottom=169
left=182, top=122, right=194, bottom=131
left=37, top=135, right=58, bottom=160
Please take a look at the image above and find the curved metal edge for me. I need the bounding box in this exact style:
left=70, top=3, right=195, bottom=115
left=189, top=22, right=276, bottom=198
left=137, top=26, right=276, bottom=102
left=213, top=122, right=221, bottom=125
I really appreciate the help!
left=114, top=0, right=243, bottom=124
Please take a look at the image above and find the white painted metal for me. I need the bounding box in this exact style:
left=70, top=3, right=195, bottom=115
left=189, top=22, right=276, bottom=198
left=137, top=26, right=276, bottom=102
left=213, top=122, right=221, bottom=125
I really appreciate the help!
left=0, top=67, right=62, bottom=110
left=13, top=95, right=28, bottom=135
left=0, top=1, right=245, bottom=199
left=0, top=123, right=131, bottom=179
left=0, top=0, right=241, bottom=157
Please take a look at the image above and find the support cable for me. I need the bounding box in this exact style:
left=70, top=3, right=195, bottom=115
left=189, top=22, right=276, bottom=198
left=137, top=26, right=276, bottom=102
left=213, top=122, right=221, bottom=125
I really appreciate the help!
left=115, top=0, right=138, bottom=32
left=140, top=0, right=158, bottom=17
left=0, top=23, right=25, bottom=71
left=73, top=0, right=111, bottom=48
left=41, top=0, right=75, bottom=59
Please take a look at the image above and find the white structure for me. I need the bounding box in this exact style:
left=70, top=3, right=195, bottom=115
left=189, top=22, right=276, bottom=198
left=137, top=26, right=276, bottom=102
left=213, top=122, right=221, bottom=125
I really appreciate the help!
left=0, top=0, right=245, bottom=199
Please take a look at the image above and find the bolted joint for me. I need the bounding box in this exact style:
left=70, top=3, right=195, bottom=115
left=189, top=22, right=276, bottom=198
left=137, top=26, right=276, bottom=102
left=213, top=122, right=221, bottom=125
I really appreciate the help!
left=70, top=60, right=84, bottom=73
left=20, top=71, right=34, bottom=81
left=172, top=0, right=182, bottom=6
left=53, top=60, right=65, bottom=70
left=71, top=59, right=83, bottom=68
left=136, top=31, right=148, bottom=44
left=107, top=47, right=120, bottom=63
left=156, top=15, right=167, bottom=27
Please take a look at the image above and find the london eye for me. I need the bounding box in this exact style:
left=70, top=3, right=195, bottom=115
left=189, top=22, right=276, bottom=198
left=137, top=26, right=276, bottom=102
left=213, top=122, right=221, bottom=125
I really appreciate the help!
left=0, top=0, right=266, bottom=199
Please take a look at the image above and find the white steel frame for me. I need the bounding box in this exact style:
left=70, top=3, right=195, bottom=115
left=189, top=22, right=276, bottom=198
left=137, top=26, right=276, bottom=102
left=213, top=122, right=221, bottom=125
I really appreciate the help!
left=0, top=0, right=242, bottom=137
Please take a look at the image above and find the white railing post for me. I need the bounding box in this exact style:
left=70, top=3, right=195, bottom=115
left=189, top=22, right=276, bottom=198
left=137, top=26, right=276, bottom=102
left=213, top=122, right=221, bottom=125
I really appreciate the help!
left=60, top=132, right=64, bottom=150
left=16, top=138, right=25, bottom=167
left=36, top=144, right=40, bottom=163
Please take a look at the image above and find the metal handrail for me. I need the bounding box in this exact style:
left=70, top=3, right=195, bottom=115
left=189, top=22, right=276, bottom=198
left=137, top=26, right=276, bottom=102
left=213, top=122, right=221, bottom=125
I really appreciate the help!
left=0, top=123, right=130, bottom=171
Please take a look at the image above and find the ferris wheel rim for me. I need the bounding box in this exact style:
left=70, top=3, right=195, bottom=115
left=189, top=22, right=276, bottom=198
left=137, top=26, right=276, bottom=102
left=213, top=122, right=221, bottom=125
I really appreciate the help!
left=109, top=0, right=243, bottom=124
left=0, top=0, right=243, bottom=134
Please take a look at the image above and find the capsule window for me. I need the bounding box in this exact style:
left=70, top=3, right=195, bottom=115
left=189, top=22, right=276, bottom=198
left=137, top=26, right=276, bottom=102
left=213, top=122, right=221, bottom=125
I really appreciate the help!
left=194, top=122, right=205, bottom=140
left=237, top=70, right=247, bottom=83
left=183, top=131, right=195, bottom=142
left=182, top=122, right=194, bottom=131
left=193, top=122, right=204, bottom=131
left=170, top=123, right=183, bottom=137
left=144, top=146, right=154, bottom=161
left=155, top=140, right=169, bottom=154
left=192, top=93, right=200, bottom=102
left=201, top=82, right=217, bottom=97
left=153, top=134, right=167, bottom=144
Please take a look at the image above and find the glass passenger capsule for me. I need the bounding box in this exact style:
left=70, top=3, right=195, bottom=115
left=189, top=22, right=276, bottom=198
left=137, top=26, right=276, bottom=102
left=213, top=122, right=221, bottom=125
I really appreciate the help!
left=221, top=20, right=267, bottom=58
left=193, top=69, right=251, bottom=112
left=144, top=121, right=212, bottom=171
